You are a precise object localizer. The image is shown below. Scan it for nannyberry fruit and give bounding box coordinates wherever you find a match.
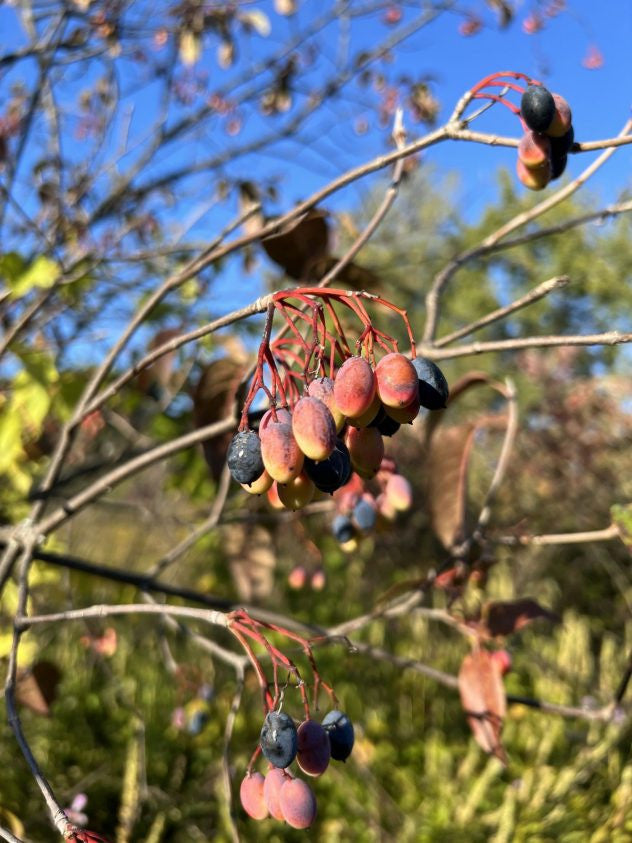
[344,425,384,478]
[516,157,551,191]
[296,719,331,776]
[291,396,337,461]
[333,355,376,419]
[332,513,355,544]
[239,772,268,820]
[263,767,292,820]
[260,421,304,483]
[304,439,352,493]
[260,711,298,768]
[322,710,355,761]
[307,376,345,431]
[375,352,419,408]
[546,92,572,138]
[411,357,449,410]
[227,430,264,485]
[277,471,315,510]
[521,84,556,133]
[353,497,377,532]
[370,408,401,437]
[279,777,317,829]
[518,131,551,170]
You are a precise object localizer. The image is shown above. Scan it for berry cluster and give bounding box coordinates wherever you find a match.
[331,457,413,546]
[517,84,574,190]
[467,72,575,193]
[240,709,354,829]
[227,347,448,509]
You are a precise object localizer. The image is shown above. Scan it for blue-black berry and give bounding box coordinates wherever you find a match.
[260,711,298,769]
[227,430,264,485]
[322,710,354,761]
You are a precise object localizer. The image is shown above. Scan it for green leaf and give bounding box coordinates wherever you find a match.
[0,251,27,285]
[9,255,60,298]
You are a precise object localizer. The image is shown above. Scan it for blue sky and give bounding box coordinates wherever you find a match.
[1,1,630,363]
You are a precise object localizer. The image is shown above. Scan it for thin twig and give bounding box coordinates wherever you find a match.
[148,463,232,580]
[19,602,229,631]
[422,330,632,360]
[475,378,519,532]
[315,107,407,290]
[0,827,26,843]
[423,118,632,342]
[435,276,570,347]
[35,416,236,536]
[496,524,621,546]
[221,669,245,843]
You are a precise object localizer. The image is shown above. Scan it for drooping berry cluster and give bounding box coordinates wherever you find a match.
[331,456,413,546]
[467,72,575,193]
[227,289,448,512]
[517,84,574,190]
[240,708,354,829]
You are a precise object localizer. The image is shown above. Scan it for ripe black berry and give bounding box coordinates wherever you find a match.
[332,514,355,544]
[411,357,449,410]
[369,406,401,437]
[352,499,376,532]
[550,152,567,180]
[550,125,574,156]
[521,85,556,133]
[227,430,264,485]
[304,439,352,494]
[260,711,298,769]
[322,710,354,761]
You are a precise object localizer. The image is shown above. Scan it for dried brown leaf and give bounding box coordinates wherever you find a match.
[137,329,181,398]
[16,660,61,716]
[309,256,383,291]
[193,356,246,480]
[262,209,330,279]
[426,424,477,549]
[482,598,560,638]
[458,649,506,763]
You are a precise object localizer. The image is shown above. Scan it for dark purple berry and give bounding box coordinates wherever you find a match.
[332,514,355,544]
[550,125,574,155]
[352,499,377,532]
[550,152,567,180]
[411,357,449,410]
[521,85,556,133]
[227,430,264,485]
[322,710,354,761]
[370,406,401,437]
[260,711,298,769]
[304,439,352,494]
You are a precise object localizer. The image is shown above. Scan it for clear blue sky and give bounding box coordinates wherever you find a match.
[1,1,630,361]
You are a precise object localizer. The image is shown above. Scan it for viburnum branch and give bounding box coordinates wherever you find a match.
[422,330,632,360]
[436,275,570,347]
[475,377,519,534]
[496,524,621,546]
[423,117,632,342]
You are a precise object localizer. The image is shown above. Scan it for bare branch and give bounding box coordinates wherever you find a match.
[423,330,632,360]
[423,118,632,342]
[436,276,570,347]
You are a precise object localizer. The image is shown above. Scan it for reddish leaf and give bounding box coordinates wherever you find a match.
[458,649,507,763]
[483,598,560,637]
[426,424,476,549]
[261,209,330,279]
[16,660,61,716]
